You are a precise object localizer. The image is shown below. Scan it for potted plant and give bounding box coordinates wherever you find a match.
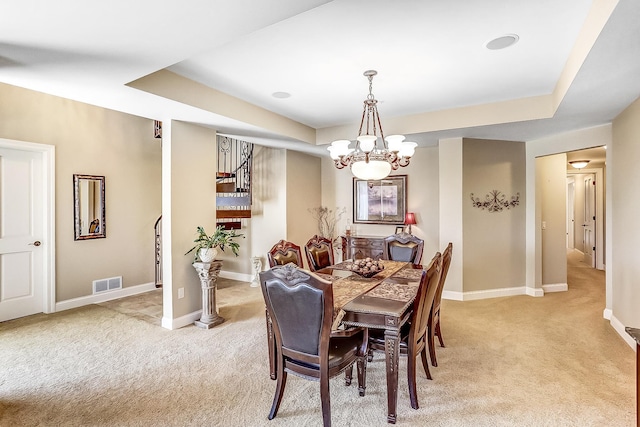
[185,225,244,262]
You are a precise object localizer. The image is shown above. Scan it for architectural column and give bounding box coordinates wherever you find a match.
[438,137,464,300]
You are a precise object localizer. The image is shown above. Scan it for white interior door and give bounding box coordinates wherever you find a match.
[583,174,596,267]
[0,146,46,321]
[566,179,575,249]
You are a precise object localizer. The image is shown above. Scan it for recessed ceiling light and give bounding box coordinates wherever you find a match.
[272,91,291,99]
[485,34,519,50]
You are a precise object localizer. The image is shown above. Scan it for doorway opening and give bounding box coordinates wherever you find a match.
[565,146,606,272]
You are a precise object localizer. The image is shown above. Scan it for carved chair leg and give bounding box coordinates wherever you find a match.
[436,320,445,347]
[407,352,419,410]
[366,348,374,362]
[428,323,438,368]
[320,375,332,427]
[269,369,287,420]
[345,365,353,386]
[420,347,432,380]
[357,358,367,397]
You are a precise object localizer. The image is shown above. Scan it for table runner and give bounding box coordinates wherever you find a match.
[317,260,406,311]
[315,260,413,330]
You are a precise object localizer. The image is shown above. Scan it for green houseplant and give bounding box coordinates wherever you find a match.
[185,225,244,262]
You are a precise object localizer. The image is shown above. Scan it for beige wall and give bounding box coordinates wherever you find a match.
[439,138,463,295]
[250,145,287,269]
[164,121,218,320]
[0,82,161,302]
[536,153,568,286]
[286,150,321,269]
[463,138,526,292]
[611,95,640,329]
[250,147,321,270]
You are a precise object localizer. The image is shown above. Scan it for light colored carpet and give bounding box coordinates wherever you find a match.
[0,252,635,426]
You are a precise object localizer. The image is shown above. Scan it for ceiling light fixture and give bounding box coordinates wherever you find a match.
[327,70,416,180]
[272,91,291,99]
[485,34,519,50]
[569,160,590,169]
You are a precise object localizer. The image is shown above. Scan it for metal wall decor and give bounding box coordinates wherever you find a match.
[470,190,520,212]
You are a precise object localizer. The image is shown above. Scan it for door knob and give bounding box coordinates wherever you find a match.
[29,241,42,246]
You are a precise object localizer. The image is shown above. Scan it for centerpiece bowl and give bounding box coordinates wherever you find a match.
[348,257,384,278]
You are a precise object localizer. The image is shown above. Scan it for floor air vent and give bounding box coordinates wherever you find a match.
[93,276,123,294]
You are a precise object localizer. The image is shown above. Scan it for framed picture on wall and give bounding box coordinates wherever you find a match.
[353,175,407,224]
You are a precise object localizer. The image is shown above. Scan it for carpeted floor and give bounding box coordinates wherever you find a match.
[0,251,635,426]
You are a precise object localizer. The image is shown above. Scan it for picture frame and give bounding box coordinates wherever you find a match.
[353,175,407,224]
[395,226,405,234]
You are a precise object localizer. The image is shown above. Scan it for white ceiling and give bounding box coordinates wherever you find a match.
[1,0,639,163]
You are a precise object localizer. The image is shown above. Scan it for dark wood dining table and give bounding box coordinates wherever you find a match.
[264,260,423,423]
[316,260,424,424]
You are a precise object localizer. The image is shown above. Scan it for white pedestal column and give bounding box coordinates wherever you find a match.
[192,261,225,329]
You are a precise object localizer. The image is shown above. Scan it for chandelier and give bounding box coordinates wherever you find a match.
[327,70,417,180]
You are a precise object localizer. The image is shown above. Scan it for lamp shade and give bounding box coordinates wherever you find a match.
[385,134,406,152]
[351,160,392,180]
[356,135,377,153]
[404,212,417,226]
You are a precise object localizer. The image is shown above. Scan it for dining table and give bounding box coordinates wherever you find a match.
[316,259,424,424]
[264,259,423,424]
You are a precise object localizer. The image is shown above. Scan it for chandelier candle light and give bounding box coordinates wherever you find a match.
[328,70,417,180]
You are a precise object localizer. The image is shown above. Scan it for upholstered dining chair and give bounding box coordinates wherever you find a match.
[304,235,335,272]
[267,239,303,268]
[368,252,442,410]
[428,242,453,367]
[259,264,368,427]
[383,233,424,264]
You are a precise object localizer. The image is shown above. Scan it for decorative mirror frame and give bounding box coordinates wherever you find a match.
[73,174,106,241]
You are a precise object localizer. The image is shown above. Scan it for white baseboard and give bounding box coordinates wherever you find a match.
[526,286,545,297]
[603,308,612,320]
[442,290,463,301]
[609,314,636,350]
[542,283,568,293]
[219,270,252,282]
[55,282,157,312]
[443,283,567,301]
[161,310,202,330]
[462,286,530,301]
[444,286,536,301]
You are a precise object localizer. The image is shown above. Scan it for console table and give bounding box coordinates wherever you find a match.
[342,235,385,260]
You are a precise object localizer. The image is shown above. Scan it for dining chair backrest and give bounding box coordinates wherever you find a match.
[432,242,452,321]
[409,252,442,349]
[426,242,453,368]
[305,235,335,272]
[260,264,331,357]
[267,239,303,268]
[383,233,424,264]
[259,263,368,427]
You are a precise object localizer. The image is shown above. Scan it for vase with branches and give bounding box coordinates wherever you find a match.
[308,206,346,239]
[308,207,347,259]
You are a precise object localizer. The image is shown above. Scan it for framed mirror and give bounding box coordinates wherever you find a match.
[73,174,106,240]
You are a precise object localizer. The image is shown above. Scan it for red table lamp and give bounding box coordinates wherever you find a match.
[404,212,416,235]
